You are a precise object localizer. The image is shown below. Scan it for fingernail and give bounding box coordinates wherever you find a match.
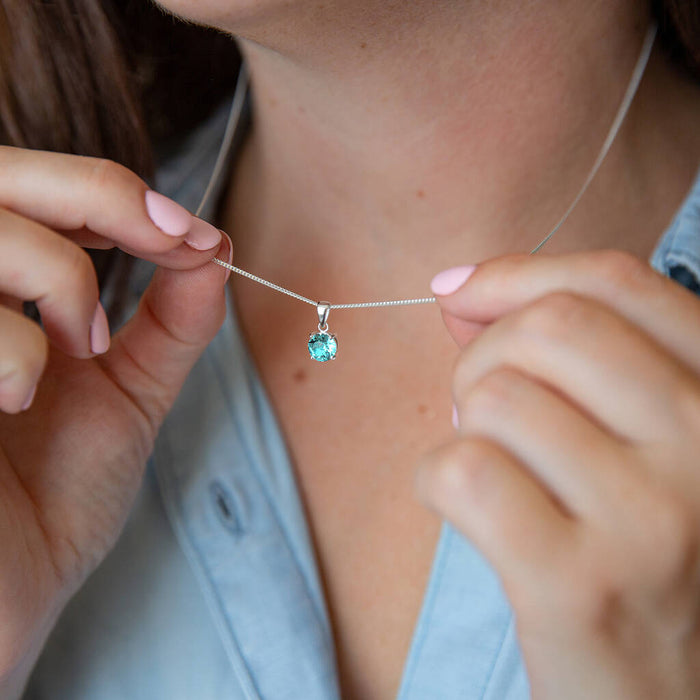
[220,231,234,282]
[145,190,193,237]
[430,265,476,296]
[452,403,460,429]
[184,218,223,251]
[90,302,111,354]
[21,383,37,411]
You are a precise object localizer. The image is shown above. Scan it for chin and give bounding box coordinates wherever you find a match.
[151,0,299,34]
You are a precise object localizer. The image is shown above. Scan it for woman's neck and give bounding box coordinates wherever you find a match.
[219,0,700,305]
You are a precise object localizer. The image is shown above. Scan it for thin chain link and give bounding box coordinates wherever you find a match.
[212,261,319,306]
[209,22,657,311]
[210,258,437,308]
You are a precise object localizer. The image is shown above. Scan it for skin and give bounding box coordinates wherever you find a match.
[213,0,700,697]
[0,153,231,699]
[421,252,700,698]
[1,0,700,699]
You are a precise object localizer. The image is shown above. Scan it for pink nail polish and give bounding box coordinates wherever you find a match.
[430,265,476,296]
[452,403,460,429]
[221,231,234,282]
[145,190,193,237]
[21,383,37,411]
[184,218,223,251]
[90,302,111,354]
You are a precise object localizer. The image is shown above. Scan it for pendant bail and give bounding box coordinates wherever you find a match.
[317,301,331,331]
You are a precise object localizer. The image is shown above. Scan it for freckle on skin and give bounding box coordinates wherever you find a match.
[360,42,367,49]
[416,189,425,198]
[293,368,307,382]
[417,404,428,414]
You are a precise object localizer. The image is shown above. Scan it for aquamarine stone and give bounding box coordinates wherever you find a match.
[308,331,338,362]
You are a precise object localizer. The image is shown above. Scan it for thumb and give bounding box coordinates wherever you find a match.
[430,264,488,347]
[101,232,232,435]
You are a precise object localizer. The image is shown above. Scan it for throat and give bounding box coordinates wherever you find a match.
[229,281,457,699]
[220,33,700,304]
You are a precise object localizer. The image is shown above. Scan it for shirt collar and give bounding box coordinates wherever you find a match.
[649,163,700,288]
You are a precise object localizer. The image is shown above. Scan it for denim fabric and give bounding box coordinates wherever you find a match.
[23,92,700,699]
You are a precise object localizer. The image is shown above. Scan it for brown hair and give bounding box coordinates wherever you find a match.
[0,0,240,321]
[0,1,697,315]
[0,0,241,174]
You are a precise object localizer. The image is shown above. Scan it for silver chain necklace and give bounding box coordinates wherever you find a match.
[204,22,657,361]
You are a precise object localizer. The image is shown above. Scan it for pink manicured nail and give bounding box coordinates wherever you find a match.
[452,403,460,429]
[430,265,476,296]
[221,231,234,282]
[184,218,223,251]
[90,302,111,354]
[145,190,193,237]
[21,383,37,411]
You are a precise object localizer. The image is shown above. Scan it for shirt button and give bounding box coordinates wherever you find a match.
[209,481,243,534]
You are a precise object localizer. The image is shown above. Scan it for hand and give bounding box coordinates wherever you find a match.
[0,146,231,691]
[416,250,700,700]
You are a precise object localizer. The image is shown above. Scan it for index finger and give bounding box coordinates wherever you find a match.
[0,146,221,260]
[431,250,700,372]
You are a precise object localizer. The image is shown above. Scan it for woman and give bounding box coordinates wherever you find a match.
[1,0,700,697]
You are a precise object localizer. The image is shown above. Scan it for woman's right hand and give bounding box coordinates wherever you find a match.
[0,146,232,695]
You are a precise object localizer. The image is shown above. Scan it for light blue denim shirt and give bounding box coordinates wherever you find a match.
[24,92,700,699]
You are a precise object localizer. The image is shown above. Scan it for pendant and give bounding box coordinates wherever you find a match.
[308,301,337,362]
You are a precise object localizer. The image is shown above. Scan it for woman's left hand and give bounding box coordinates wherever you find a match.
[416,250,700,700]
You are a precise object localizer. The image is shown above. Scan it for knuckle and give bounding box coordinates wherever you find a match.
[2,321,48,374]
[593,249,650,292]
[460,367,521,425]
[51,239,98,296]
[429,454,471,500]
[0,319,47,407]
[85,157,136,195]
[529,290,584,322]
[435,438,501,498]
[23,324,48,374]
[25,318,50,366]
[518,291,588,340]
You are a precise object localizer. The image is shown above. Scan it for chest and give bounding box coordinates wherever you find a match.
[292,424,443,700]
[234,296,459,699]
[287,402,445,700]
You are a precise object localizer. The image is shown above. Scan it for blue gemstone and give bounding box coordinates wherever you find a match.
[308,331,338,362]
